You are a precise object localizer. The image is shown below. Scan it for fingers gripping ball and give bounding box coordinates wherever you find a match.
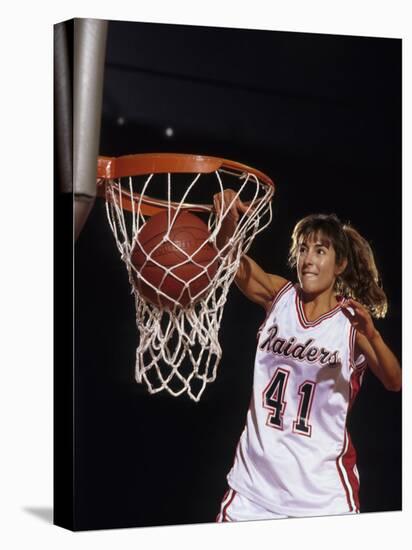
[131,210,219,309]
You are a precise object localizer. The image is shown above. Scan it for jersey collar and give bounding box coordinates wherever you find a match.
[295,285,345,329]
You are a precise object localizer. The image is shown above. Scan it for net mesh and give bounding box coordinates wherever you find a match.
[103,167,273,401]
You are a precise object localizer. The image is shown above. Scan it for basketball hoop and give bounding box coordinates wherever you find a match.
[97,153,275,401]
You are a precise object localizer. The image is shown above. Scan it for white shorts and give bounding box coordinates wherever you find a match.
[216,488,288,522]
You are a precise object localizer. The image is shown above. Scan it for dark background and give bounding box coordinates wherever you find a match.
[74,20,401,530]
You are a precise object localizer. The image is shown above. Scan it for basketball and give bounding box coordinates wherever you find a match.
[131,210,219,308]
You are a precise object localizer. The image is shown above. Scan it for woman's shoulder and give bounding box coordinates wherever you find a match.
[265,276,295,308]
[268,274,291,293]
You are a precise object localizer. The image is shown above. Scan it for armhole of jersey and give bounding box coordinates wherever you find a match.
[354,354,368,371]
[349,325,368,371]
[257,281,293,339]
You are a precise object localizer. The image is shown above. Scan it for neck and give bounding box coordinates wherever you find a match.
[299,285,339,318]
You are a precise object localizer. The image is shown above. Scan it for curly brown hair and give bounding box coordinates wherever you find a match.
[288,214,387,318]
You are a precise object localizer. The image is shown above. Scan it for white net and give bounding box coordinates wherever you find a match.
[103,166,273,401]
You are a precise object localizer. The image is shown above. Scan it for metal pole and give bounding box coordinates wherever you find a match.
[54,21,73,194]
[73,18,108,238]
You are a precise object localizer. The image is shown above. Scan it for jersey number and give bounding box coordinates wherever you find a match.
[263,368,316,437]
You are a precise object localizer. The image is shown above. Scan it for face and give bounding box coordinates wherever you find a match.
[296,232,345,296]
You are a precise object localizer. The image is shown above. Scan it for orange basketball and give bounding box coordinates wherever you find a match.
[131,210,219,308]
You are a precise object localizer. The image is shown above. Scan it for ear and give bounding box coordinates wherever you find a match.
[335,257,348,277]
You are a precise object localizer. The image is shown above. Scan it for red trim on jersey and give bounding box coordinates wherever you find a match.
[221,489,236,522]
[344,366,362,509]
[336,430,355,512]
[341,430,360,511]
[347,304,371,369]
[349,325,356,371]
[215,489,230,522]
[335,336,363,513]
[349,368,364,411]
[257,281,293,340]
[295,286,344,329]
[336,325,363,512]
[345,368,363,511]
[355,358,368,371]
[349,324,368,373]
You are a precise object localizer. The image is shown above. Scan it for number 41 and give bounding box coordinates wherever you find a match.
[262,368,316,437]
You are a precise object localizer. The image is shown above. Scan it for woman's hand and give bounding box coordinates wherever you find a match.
[341,298,378,342]
[213,188,249,223]
[343,298,401,391]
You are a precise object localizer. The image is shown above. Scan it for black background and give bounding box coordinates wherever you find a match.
[74,20,401,530]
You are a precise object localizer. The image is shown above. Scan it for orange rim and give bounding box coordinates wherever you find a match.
[97,152,275,215]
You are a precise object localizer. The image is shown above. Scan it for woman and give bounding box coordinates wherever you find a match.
[214,190,401,521]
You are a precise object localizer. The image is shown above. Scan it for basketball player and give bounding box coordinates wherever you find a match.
[214,189,401,521]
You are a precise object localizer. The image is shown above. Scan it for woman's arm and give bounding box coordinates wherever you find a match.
[235,256,288,311]
[214,189,288,311]
[342,299,401,391]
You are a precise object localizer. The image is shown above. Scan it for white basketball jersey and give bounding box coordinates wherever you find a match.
[227,282,367,517]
